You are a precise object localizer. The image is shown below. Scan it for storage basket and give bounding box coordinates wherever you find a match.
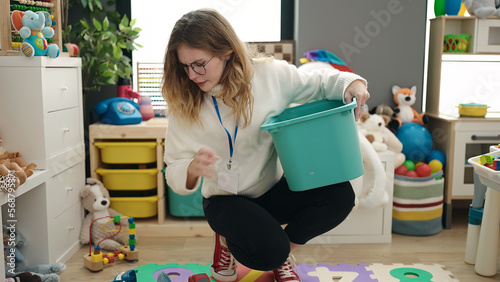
[96,168,157,190]
[443,34,471,53]
[167,186,204,217]
[392,171,444,236]
[260,99,363,191]
[94,142,157,164]
[110,195,158,218]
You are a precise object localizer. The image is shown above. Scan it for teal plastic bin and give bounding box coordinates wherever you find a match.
[261,99,363,191]
[167,186,205,217]
[163,167,205,217]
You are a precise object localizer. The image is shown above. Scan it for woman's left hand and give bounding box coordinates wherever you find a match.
[344,80,370,121]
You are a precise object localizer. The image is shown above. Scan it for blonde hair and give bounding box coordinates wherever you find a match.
[162,8,255,127]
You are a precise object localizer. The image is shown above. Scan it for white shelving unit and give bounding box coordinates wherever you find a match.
[0,56,85,277]
[425,16,500,227]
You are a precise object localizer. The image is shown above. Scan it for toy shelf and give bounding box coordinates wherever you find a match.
[0,0,62,56]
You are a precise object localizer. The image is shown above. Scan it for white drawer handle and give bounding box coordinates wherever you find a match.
[65,186,73,191]
[62,128,70,133]
[61,86,68,91]
[68,226,74,230]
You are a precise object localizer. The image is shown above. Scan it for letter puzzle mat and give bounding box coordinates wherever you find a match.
[133,262,459,282]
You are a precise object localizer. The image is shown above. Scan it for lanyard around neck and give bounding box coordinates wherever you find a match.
[212,96,238,168]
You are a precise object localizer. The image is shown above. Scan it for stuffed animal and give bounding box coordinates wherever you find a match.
[10,10,60,58]
[351,128,390,209]
[0,152,37,193]
[464,0,500,18]
[6,272,43,282]
[358,112,391,152]
[369,103,401,134]
[80,178,128,251]
[358,112,406,167]
[392,85,428,126]
[3,226,66,282]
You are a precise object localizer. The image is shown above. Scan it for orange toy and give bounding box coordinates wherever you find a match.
[392,85,428,126]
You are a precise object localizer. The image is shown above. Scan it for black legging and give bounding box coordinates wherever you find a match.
[202,176,355,271]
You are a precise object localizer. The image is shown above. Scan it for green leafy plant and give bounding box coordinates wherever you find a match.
[62,0,142,92]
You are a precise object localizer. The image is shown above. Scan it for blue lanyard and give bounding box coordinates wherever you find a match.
[212,96,238,169]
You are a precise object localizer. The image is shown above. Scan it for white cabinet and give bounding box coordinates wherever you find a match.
[427,114,500,228]
[425,16,500,228]
[309,151,395,244]
[0,57,85,276]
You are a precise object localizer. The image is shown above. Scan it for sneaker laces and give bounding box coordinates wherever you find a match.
[274,255,300,282]
[214,241,235,272]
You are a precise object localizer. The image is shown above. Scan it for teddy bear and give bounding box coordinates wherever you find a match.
[392,85,428,126]
[464,0,500,18]
[358,112,391,152]
[3,225,66,282]
[10,10,60,58]
[369,103,401,134]
[358,112,406,167]
[0,151,37,193]
[80,178,129,251]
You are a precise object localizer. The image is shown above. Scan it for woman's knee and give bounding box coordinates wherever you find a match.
[232,239,289,271]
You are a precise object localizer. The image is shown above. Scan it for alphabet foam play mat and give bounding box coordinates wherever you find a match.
[125,262,458,282]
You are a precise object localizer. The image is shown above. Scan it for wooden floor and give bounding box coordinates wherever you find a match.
[59,208,499,281]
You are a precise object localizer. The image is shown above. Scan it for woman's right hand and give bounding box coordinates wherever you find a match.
[186,148,218,189]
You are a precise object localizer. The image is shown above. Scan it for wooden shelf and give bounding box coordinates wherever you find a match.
[0,0,62,56]
[0,169,49,206]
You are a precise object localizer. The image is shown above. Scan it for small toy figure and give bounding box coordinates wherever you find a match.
[10,10,60,58]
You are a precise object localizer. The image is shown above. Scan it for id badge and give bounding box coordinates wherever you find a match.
[218,162,239,194]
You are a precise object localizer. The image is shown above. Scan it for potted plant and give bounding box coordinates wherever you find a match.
[61,0,142,92]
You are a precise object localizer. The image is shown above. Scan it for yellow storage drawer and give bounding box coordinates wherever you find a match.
[96,168,157,190]
[94,142,157,164]
[110,195,159,218]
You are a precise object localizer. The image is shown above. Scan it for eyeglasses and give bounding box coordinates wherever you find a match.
[181,56,214,75]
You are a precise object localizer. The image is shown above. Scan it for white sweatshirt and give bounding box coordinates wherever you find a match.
[164,59,365,198]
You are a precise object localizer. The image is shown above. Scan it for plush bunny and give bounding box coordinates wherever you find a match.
[10,10,60,58]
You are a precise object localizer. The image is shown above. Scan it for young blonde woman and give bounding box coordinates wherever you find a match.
[162,8,370,282]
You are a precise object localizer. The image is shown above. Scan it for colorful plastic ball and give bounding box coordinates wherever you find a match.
[103,258,109,264]
[426,149,446,167]
[118,253,125,260]
[415,163,432,177]
[395,165,409,175]
[403,160,416,171]
[405,170,419,178]
[428,159,443,173]
[396,123,433,163]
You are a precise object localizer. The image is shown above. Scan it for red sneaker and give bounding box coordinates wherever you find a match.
[272,255,301,282]
[210,233,237,281]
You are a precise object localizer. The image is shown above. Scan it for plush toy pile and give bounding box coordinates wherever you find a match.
[389,85,446,179]
[3,226,66,282]
[0,150,37,193]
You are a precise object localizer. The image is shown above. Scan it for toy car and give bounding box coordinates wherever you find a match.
[112,269,137,282]
[188,273,211,282]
